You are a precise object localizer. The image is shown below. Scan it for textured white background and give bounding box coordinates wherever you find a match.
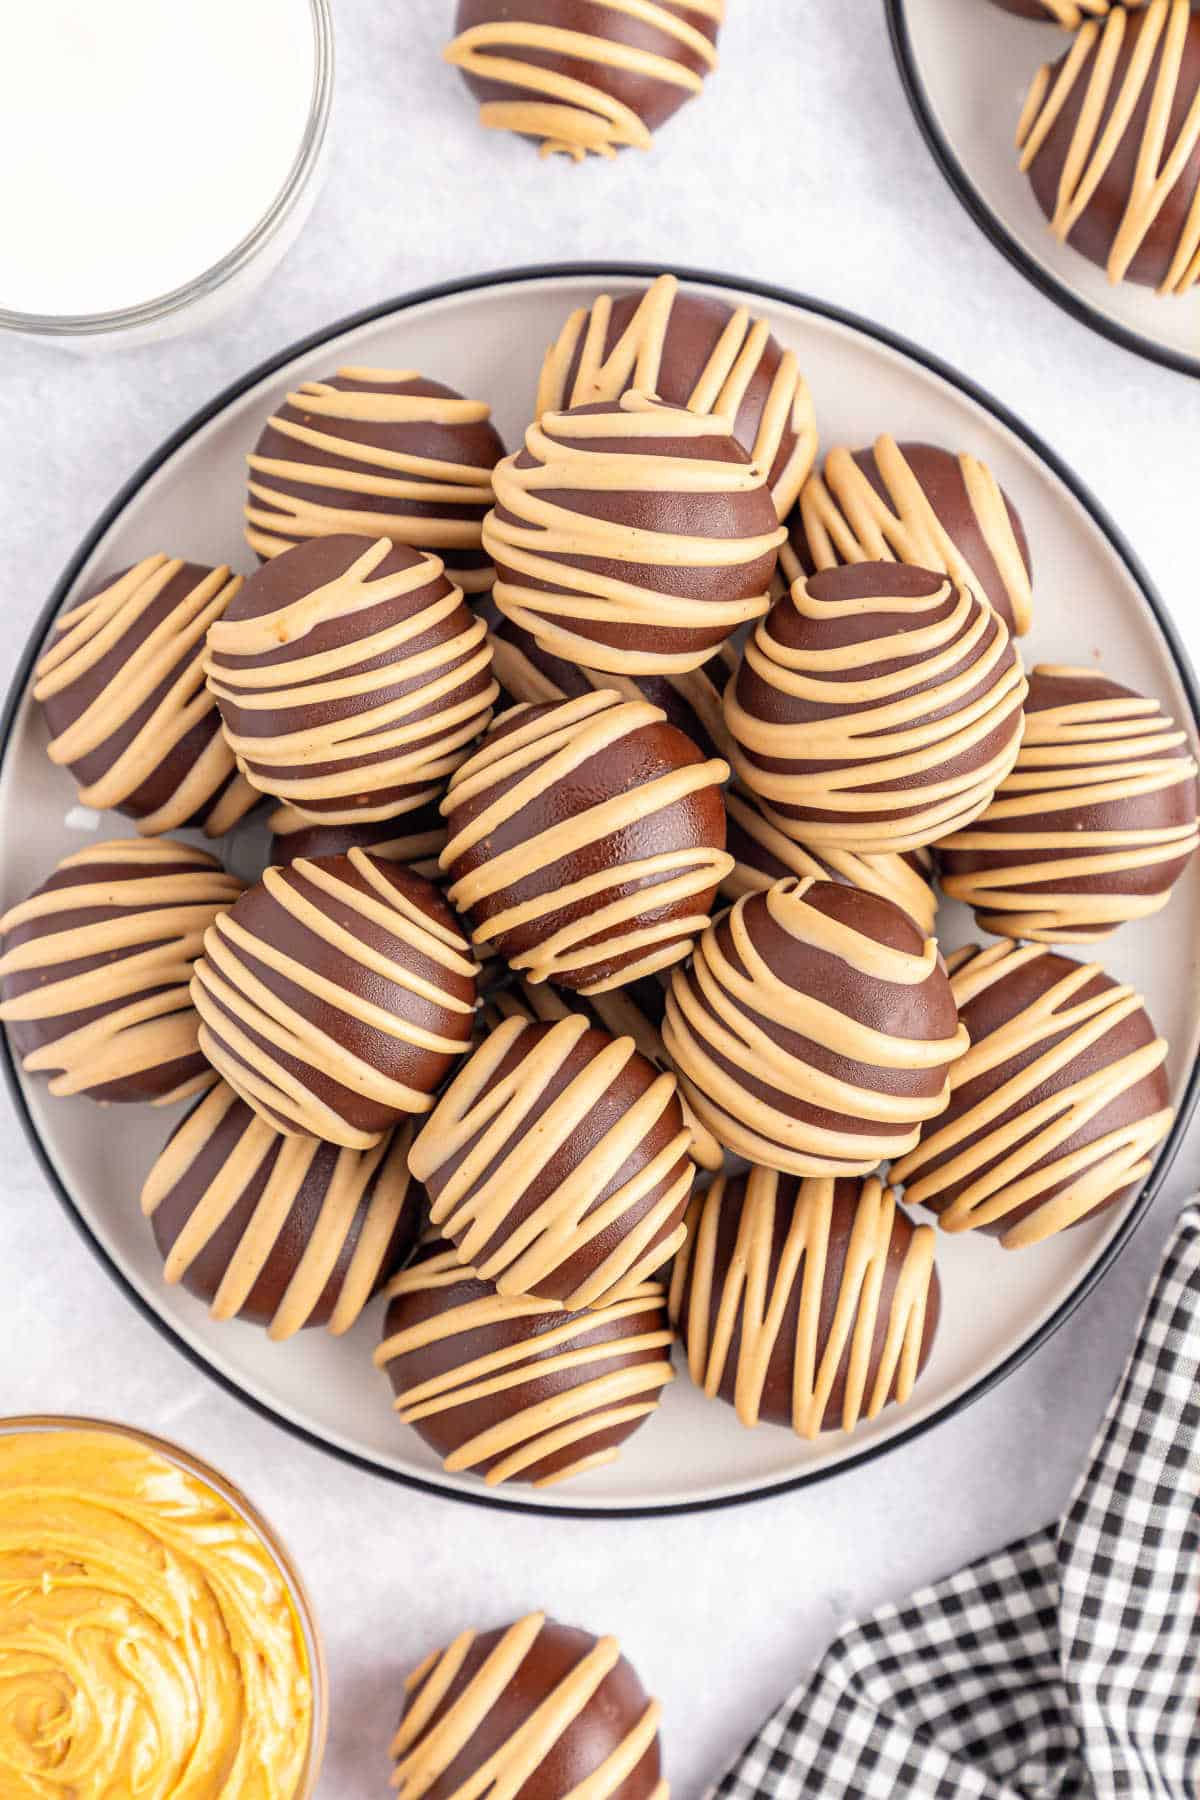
[1,5,1198,1796]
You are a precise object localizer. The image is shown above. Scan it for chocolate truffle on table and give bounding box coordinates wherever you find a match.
[790,436,1033,636]
[892,942,1174,1248]
[392,1613,667,1800]
[409,1011,694,1307]
[1017,0,1200,293]
[938,665,1200,943]
[670,1168,940,1436]
[486,392,784,677]
[33,555,257,838]
[445,0,723,162]
[537,273,817,519]
[142,1084,422,1340]
[0,839,241,1105]
[440,689,732,993]
[663,878,969,1176]
[244,366,505,592]
[375,1242,673,1487]
[204,534,496,826]
[268,797,446,880]
[724,562,1028,855]
[190,848,478,1149]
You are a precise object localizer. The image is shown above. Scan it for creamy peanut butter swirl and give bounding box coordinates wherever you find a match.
[376,1247,674,1487]
[939,664,1200,940]
[392,1614,667,1798]
[142,1083,419,1339]
[485,391,785,676]
[536,274,816,518]
[0,839,241,1104]
[411,1012,693,1307]
[670,1169,937,1436]
[245,367,501,590]
[442,690,733,992]
[206,537,497,825]
[891,942,1173,1248]
[191,848,479,1148]
[724,571,1028,854]
[794,436,1033,635]
[1017,0,1200,293]
[444,4,723,162]
[663,878,969,1175]
[34,555,257,837]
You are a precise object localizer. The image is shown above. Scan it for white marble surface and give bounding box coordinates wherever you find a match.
[1,5,1198,1796]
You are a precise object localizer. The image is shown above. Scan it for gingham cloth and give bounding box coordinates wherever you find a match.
[711,1207,1200,1800]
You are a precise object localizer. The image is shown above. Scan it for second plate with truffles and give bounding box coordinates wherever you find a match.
[2,263,1198,1515]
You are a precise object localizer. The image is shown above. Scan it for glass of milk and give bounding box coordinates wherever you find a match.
[0,0,333,345]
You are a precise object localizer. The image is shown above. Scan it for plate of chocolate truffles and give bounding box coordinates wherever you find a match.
[2,264,1198,1515]
[888,0,1200,378]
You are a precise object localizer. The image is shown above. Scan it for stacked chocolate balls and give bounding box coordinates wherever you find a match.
[4,272,1194,1498]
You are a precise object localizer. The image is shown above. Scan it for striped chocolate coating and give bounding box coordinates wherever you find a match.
[0,839,241,1105]
[375,1243,673,1487]
[268,797,447,881]
[190,849,479,1149]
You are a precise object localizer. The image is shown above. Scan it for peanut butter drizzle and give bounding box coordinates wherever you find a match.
[1017,0,1200,293]
[392,1614,668,1798]
[375,1248,674,1487]
[662,878,969,1175]
[535,274,817,519]
[940,664,1200,940]
[33,555,257,837]
[794,435,1034,636]
[0,839,241,1104]
[724,571,1028,855]
[722,785,939,936]
[443,690,732,992]
[190,847,479,1149]
[485,976,724,1171]
[245,367,501,590]
[410,1012,693,1309]
[485,391,785,677]
[205,536,497,825]
[268,802,447,878]
[892,942,1173,1248]
[444,3,723,162]
[141,1083,418,1340]
[669,1169,937,1437]
[1018,0,1127,30]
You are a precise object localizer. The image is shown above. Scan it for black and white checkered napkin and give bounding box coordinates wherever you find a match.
[712,1206,1200,1800]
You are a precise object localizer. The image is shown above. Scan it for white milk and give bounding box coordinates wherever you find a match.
[0,0,321,321]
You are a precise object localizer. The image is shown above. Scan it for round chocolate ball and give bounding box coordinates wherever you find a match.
[205,534,497,826]
[392,1613,666,1798]
[938,665,1200,942]
[190,849,478,1148]
[987,0,1124,22]
[445,0,722,160]
[724,562,1028,855]
[142,1083,423,1339]
[0,838,241,1105]
[268,797,446,881]
[34,555,258,838]
[440,689,732,993]
[1018,0,1200,292]
[375,1242,673,1486]
[791,436,1033,636]
[409,1011,694,1307]
[485,392,784,676]
[537,273,817,519]
[663,878,968,1176]
[670,1167,940,1435]
[244,366,505,592]
[891,941,1174,1248]
[722,783,939,936]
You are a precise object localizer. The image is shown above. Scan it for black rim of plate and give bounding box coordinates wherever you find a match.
[4,260,1199,1520]
[884,0,1200,382]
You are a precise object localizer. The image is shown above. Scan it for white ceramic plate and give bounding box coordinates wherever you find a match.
[888,0,1200,379]
[3,263,1198,1516]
